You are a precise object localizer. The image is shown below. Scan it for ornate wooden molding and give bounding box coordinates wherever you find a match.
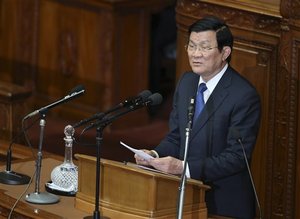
[280,0,300,19]
[272,16,299,219]
[286,36,300,219]
[176,0,281,36]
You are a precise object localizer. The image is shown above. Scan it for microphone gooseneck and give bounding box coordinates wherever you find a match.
[82,92,163,132]
[24,84,85,120]
[231,128,263,219]
[72,112,105,128]
[73,90,152,129]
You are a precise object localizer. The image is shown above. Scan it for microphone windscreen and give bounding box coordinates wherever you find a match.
[69,84,85,94]
[188,97,195,118]
[138,90,152,101]
[148,93,163,106]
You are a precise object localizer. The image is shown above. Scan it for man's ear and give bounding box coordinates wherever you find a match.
[222,46,231,61]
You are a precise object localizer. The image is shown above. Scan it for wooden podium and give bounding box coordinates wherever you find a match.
[74,154,210,219]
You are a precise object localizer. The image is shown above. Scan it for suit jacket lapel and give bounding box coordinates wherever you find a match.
[191,68,232,138]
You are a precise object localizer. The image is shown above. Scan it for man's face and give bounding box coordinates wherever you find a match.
[187,30,230,81]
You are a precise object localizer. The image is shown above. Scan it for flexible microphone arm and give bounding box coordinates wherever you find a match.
[232,128,263,219]
[72,90,152,128]
[83,106,142,132]
[177,97,195,219]
[82,93,163,132]
[72,113,105,128]
[24,85,85,120]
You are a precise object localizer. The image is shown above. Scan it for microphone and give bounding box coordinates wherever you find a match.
[141,92,163,106]
[72,90,152,128]
[106,89,152,112]
[187,97,195,125]
[231,128,263,219]
[122,90,152,107]
[24,84,85,119]
[83,92,163,132]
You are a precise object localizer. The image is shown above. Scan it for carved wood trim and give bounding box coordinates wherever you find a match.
[285,37,300,219]
[296,39,300,219]
[200,0,280,17]
[176,1,282,36]
[280,0,300,19]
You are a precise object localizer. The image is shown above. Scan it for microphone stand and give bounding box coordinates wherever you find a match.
[0,128,32,185]
[84,124,108,219]
[0,116,40,185]
[176,97,195,219]
[231,128,263,219]
[238,138,263,219]
[0,147,31,185]
[82,93,162,218]
[83,108,140,219]
[25,114,59,204]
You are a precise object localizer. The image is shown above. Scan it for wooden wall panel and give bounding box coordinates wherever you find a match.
[0,82,31,141]
[175,0,300,218]
[230,41,276,216]
[0,0,38,87]
[36,0,111,119]
[0,0,174,130]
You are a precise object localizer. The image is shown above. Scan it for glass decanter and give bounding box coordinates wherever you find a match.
[50,125,78,193]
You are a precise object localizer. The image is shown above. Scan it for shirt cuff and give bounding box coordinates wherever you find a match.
[150,150,159,158]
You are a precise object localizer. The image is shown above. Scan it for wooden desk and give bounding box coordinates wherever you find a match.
[0,140,226,219]
[0,82,31,142]
[0,140,89,218]
[75,154,210,219]
[0,158,90,218]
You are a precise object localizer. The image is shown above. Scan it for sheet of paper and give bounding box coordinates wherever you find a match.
[120,141,154,161]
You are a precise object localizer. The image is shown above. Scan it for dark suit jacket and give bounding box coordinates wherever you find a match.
[155,66,261,219]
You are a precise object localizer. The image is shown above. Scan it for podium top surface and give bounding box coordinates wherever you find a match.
[75,153,210,189]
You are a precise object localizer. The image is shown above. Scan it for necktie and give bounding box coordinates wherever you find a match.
[193,83,207,122]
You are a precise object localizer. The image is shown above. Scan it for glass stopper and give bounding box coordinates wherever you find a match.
[64,125,75,139]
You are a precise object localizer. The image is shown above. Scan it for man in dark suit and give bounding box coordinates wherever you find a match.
[135,16,261,219]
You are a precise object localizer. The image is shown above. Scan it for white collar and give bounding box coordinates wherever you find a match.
[199,63,228,94]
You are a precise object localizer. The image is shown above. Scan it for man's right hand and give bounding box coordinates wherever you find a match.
[134,149,152,166]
